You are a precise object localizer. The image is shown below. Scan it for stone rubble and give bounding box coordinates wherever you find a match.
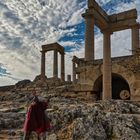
[0,90,140,139]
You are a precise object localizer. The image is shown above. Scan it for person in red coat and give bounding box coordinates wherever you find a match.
[23,94,51,140]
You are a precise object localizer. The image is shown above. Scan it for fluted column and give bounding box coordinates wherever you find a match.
[132,25,140,55]
[41,51,46,79]
[103,31,112,100]
[61,53,65,81]
[53,50,58,78]
[82,13,94,61]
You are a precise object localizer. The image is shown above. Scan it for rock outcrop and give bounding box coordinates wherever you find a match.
[0,90,140,140]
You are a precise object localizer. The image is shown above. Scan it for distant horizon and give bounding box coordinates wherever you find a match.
[0,0,140,86]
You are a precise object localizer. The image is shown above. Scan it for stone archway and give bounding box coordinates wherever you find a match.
[112,74,130,100]
[93,75,102,100]
[93,74,130,100]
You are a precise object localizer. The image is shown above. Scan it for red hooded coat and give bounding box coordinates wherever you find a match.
[23,101,51,134]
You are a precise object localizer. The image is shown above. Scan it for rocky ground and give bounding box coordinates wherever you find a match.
[0,90,140,140]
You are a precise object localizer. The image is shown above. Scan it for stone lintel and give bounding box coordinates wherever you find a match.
[110,19,137,32]
[109,9,137,23]
[88,0,108,22]
[82,9,109,30]
[72,56,80,64]
[85,1,138,32]
[42,42,64,54]
[131,23,140,29]
[101,28,113,34]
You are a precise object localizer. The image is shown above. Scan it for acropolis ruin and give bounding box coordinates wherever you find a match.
[3,0,140,101]
[35,0,140,101]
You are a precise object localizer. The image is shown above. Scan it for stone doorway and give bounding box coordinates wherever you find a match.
[112,74,130,100]
[93,74,130,100]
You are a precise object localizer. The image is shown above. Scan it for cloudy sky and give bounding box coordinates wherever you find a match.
[0,0,139,86]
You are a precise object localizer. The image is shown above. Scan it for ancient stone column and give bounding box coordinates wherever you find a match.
[61,53,65,81]
[82,13,94,61]
[73,61,76,83]
[41,51,46,79]
[103,31,112,100]
[53,50,58,78]
[132,25,140,55]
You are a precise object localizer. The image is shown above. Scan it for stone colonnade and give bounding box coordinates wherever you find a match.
[82,5,140,100]
[40,43,65,81]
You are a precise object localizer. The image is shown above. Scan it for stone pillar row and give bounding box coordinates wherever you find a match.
[83,12,112,100]
[41,50,65,81]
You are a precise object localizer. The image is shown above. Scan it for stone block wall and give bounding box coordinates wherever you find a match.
[74,54,140,100]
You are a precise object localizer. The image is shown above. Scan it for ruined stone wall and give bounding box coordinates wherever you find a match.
[75,55,140,100]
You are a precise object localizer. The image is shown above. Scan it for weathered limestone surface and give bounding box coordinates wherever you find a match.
[0,90,140,139]
[75,54,140,100]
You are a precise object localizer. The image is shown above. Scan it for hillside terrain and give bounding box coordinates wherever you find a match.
[0,88,140,140]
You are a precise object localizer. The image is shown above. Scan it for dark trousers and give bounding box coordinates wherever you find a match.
[23,132,40,140]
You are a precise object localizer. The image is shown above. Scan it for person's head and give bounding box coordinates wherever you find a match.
[26,91,39,104]
[32,95,39,103]
[32,90,36,96]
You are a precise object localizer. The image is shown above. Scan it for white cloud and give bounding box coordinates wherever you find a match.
[0,0,86,85]
[0,76,17,86]
[59,41,76,47]
[0,0,139,86]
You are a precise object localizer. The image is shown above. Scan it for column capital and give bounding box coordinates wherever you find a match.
[60,52,65,55]
[131,23,140,29]
[101,28,113,34]
[82,12,94,20]
[40,50,46,53]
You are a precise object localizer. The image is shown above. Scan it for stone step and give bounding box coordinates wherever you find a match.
[0,129,23,140]
[0,136,22,140]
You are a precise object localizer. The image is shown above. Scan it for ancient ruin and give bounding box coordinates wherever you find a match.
[71,0,140,101]
[0,0,140,139]
[40,43,65,82]
[2,0,139,101]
